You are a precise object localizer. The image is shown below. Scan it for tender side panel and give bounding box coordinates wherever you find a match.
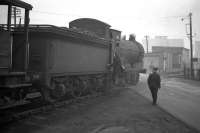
[29,34,46,72]
[49,38,109,75]
[0,31,10,73]
[12,33,26,71]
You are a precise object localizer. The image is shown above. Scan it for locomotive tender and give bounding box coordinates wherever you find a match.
[27,22,112,100]
[0,0,144,112]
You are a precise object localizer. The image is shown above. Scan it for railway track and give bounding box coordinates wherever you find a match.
[0,92,101,125]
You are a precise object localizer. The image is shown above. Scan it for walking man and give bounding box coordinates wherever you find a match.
[147,67,161,105]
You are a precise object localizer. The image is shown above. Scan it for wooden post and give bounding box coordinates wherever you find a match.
[189,12,194,79]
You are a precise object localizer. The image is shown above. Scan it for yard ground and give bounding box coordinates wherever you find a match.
[1,82,199,133]
[132,74,200,131]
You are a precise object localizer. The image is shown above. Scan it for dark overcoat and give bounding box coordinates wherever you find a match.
[147,72,161,89]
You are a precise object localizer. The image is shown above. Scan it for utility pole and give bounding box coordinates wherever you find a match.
[145,35,149,53]
[189,12,194,79]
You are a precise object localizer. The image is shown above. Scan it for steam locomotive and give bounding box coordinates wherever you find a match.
[0,0,144,113]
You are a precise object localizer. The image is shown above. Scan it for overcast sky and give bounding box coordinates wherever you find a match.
[1,0,200,46]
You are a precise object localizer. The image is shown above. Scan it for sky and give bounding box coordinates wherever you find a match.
[1,0,200,47]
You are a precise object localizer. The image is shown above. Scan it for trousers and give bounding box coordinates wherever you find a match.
[149,87,158,104]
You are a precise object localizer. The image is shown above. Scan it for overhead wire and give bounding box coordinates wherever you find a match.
[31,10,187,21]
[31,10,83,17]
[30,10,198,39]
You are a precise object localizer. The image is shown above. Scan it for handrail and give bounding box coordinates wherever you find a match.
[0,24,57,30]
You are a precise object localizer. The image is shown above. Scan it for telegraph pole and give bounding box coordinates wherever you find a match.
[145,35,149,53]
[189,12,194,79]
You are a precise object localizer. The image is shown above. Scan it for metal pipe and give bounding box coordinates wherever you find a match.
[7,4,12,31]
[10,35,13,71]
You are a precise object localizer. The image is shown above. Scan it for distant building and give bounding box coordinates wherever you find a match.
[143,52,163,73]
[142,36,185,53]
[194,41,200,58]
[193,41,200,70]
[143,46,189,73]
[142,36,190,73]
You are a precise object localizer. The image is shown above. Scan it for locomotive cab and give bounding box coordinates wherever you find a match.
[0,0,32,73]
[0,0,33,111]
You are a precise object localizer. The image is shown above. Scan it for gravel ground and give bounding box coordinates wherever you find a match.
[1,85,199,133]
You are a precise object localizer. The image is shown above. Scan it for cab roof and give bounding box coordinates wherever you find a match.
[0,0,33,10]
